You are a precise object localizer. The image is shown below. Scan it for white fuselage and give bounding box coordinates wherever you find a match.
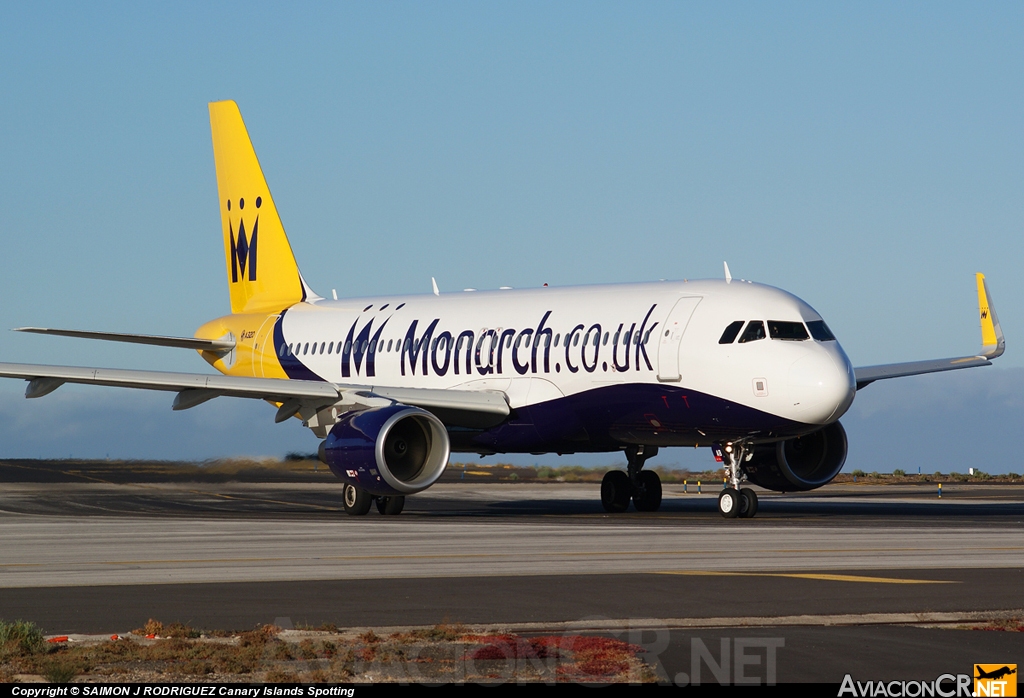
[266,279,856,447]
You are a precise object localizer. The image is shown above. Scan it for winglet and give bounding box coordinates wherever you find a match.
[431,277,440,296]
[977,273,1004,358]
[724,262,732,284]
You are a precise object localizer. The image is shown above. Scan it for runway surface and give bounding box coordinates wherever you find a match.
[1,464,1022,682]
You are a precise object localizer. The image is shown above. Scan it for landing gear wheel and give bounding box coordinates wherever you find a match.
[601,470,632,513]
[375,495,406,515]
[739,488,758,519]
[718,488,740,519]
[632,470,662,512]
[343,484,372,515]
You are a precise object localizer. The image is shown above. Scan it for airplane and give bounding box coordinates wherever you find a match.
[975,666,1017,681]
[0,101,1005,519]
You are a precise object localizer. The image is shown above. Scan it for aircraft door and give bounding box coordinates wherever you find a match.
[254,314,282,378]
[657,296,702,382]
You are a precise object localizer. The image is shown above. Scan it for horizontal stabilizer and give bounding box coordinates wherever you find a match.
[14,328,235,353]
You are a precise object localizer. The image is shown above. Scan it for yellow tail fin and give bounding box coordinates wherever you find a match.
[209,100,315,314]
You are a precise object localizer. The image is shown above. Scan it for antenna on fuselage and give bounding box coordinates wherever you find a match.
[724,261,732,284]
[431,277,440,296]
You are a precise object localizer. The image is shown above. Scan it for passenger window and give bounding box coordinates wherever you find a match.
[738,321,766,343]
[768,321,809,341]
[807,320,836,341]
[718,321,744,344]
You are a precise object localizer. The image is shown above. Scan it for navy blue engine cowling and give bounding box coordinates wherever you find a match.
[743,421,848,492]
[320,405,450,496]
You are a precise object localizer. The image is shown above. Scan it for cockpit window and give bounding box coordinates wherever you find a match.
[738,321,766,343]
[807,320,836,341]
[768,321,809,341]
[718,321,744,344]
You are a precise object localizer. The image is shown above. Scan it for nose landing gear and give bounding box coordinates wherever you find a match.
[600,445,662,513]
[718,442,759,519]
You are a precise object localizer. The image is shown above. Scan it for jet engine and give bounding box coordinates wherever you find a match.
[319,404,450,496]
[743,421,848,492]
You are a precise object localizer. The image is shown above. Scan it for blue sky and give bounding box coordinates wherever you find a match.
[0,3,1021,471]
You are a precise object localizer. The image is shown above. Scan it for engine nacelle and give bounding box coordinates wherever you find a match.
[744,421,848,492]
[320,404,450,496]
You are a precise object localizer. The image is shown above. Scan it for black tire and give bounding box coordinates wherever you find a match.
[376,495,406,515]
[718,488,740,519]
[739,488,758,519]
[343,484,372,515]
[632,470,662,512]
[601,470,632,513]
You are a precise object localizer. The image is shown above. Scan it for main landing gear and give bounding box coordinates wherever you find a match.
[342,484,405,516]
[717,442,758,519]
[601,445,662,513]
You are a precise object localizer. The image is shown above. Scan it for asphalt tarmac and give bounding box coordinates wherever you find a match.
[1,461,1022,684]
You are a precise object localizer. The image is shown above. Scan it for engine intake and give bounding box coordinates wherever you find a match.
[744,421,847,492]
[320,404,450,496]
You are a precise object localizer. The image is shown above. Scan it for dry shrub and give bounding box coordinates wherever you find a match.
[576,657,629,677]
[297,639,318,660]
[176,660,214,675]
[163,623,201,639]
[466,635,563,661]
[238,624,280,648]
[264,668,299,682]
[135,619,164,637]
[42,660,78,683]
[270,642,294,661]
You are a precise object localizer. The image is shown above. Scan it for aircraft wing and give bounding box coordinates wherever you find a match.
[0,362,510,428]
[854,273,1004,390]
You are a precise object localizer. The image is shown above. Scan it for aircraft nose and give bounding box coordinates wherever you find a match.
[787,349,856,424]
